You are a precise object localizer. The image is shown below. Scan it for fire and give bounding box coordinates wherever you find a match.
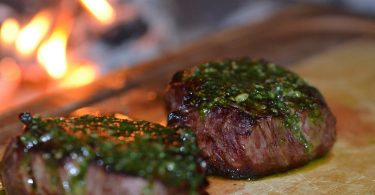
[15,11,52,57]
[0,0,117,91]
[0,18,20,47]
[37,31,68,79]
[59,62,97,88]
[34,8,99,87]
[37,21,71,79]
[80,0,115,25]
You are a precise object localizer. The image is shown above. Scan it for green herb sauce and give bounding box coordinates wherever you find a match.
[20,115,205,194]
[178,59,324,152]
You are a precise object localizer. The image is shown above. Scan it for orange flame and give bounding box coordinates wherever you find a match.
[2,1,107,89]
[59,62,97,88]
[0,18,20,47]
[80,0,115,25]
[37,30,69,79]
[15,11,52,57]
[37,10,73,79]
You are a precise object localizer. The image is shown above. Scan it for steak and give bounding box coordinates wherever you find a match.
[1,113,207,195]
[165,59,336,179]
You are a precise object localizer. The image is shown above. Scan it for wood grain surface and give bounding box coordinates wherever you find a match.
[1,5,375,194]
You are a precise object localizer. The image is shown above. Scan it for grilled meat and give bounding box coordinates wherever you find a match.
[2,113,207,195]
[166,59,336,178]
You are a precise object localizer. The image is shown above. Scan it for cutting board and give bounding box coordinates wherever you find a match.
[1,5,375,194]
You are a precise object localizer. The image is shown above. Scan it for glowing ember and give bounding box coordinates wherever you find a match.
[0,18,20,47]
[15,11,52,57]
[80,0,115,25]
[59,63,97,88]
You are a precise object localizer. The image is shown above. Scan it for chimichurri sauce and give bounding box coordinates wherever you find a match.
[19,114,206,194]
[177,59,324,152]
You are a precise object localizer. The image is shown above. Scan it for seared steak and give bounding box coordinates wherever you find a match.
[166,59,336,179]
[2,113,207,195]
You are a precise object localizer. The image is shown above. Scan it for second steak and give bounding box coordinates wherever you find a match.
[166,59,336,179]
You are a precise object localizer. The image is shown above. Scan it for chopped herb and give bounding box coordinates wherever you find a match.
[177,59,324,153]
[20,115,206,194]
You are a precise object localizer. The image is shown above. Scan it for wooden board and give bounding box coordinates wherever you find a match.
[1,5,375,194]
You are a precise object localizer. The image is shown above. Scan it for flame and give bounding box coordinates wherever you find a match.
[1,0,111,91]
[0,18,20,47]
[15,11,52,57]
[59,63,97,88]
[37,28,69,79]
[37,11,72,79]
[36,10,98,87]
[80,0,115,25]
